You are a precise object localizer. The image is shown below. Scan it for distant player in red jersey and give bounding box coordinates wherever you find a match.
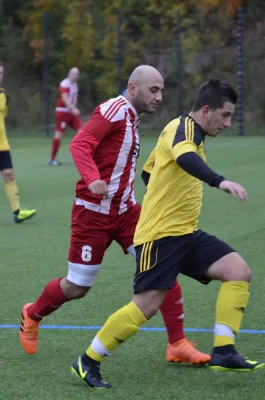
[49,67,82,166]
[20,65,209,367]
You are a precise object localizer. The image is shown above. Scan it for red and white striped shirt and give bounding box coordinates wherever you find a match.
[70,95,140,216]
[56,78,78,112]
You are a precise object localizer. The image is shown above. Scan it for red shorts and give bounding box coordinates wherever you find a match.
[67,203,141,286]
[55,111,82,133]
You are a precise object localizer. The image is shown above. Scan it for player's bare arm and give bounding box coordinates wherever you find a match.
[61,92,80,115]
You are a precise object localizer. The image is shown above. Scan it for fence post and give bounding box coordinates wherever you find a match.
[43,12,50,137]
[237,7,244,136]
[176,11,183,116]
[116,9,123,94]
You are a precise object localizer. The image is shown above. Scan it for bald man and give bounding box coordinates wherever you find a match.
[49,67,82,166]
[20,65,208,373]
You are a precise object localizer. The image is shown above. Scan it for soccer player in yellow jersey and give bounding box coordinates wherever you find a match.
[0,62,36,223]
[70,78,264,388]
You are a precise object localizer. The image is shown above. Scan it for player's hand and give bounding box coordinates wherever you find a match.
[218,180,248,202]
[71,107,81,116]
[88,180,108,196]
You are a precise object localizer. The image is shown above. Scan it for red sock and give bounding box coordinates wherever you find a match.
[159,280,185,344]
[51,137,61,160]
[27,277,69,321]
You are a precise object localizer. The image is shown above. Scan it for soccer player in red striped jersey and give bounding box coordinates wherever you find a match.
[20,65,209,367]
[49,67,82,166]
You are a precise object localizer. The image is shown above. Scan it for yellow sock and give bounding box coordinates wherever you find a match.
[5,180,20,212]
[214,281,250,347]
[87,301,147,362]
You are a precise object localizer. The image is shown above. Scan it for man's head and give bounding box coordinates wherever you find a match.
[125,65,164,114]
[191,78,238,137]
[68,67,80,83]
[0,62,4,85]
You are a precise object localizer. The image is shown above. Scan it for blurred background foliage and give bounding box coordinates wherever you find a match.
[0,0,264,131]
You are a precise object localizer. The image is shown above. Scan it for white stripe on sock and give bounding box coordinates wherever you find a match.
[175,297,184,305]
[91,335,111,357]
[214,323,235,339]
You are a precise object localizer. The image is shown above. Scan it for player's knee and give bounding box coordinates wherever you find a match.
[2,169,14,182]
[55,131,63,140]
[62,278,90,299]
[207,252,251,283]
[220,261,251,282]
[228,262,251,282]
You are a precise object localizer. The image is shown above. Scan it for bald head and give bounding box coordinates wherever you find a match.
[68,67,80,82]
[128,65,163,86]
[0,62,3,85]
[125,65,164,115]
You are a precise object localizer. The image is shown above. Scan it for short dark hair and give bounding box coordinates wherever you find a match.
[0,61,3,68]
[192,78,238,111]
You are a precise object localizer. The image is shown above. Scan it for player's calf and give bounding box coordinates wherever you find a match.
[49,131,63,164]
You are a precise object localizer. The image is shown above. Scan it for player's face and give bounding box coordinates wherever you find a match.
[137,83,164,114]
[69,70,80,83]
[0,66,4,85]
[130,79,164,114]
[204,101,235,137]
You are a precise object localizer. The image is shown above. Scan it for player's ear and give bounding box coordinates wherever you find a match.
[202,105,210,118]
[128,82,137,97]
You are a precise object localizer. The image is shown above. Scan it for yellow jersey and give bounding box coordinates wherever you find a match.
[134,115,206,246]
[142,147,155,174]
[0,88,9,151]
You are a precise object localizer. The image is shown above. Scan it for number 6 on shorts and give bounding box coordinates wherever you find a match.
[81,245,92,262]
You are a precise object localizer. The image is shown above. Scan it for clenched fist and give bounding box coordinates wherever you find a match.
[71,106,81,116]
[88,180,108,196]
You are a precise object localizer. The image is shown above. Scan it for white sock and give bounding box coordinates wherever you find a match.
[91,335,111,357]
[127,245,136,258]
[214,323,235,340]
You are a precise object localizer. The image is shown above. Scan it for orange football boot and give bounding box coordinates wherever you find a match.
[166,338,211,365]
[19,303,40,355]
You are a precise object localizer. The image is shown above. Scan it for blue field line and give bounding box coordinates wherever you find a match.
[0,324,265,334]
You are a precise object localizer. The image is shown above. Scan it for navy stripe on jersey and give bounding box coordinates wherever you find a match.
[172,116,204,148]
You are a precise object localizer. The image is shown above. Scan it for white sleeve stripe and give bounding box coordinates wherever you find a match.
[107,102,127,122]
[103,99,126,120]
[103,98,124,118]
